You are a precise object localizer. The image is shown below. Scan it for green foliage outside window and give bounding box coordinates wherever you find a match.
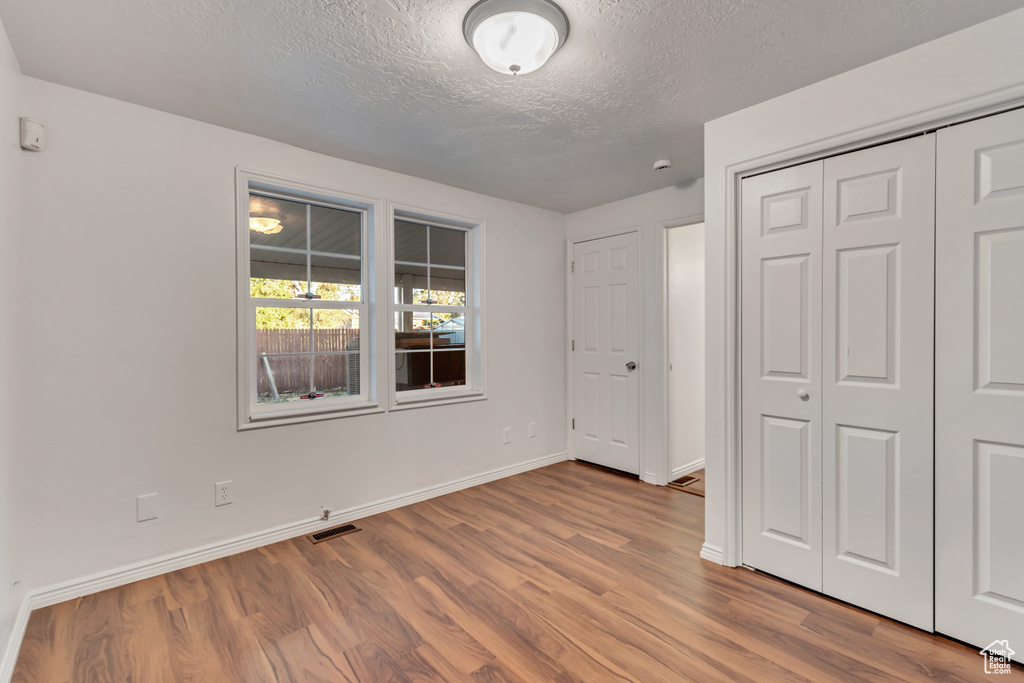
[251,278,359,329]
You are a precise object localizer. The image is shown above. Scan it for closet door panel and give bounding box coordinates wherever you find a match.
[822,135,935,631]
[937,107,1024,651]
[741,161,823,590]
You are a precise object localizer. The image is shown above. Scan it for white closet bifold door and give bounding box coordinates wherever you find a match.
[821,135,935,631]
[741,160,824,591]
[936,107,1024,650]
[741,136,936,631]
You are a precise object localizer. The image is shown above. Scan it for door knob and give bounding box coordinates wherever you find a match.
[626,361,638,371]
[797,389,809,401]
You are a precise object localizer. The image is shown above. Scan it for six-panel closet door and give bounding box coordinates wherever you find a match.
[741,135,936,630]
[935,107,1024,650]
[741,161,824,591]
[821,136,935,631]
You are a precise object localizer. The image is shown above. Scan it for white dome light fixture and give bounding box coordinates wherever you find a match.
[249,217,283,234]
[464,0,569,76]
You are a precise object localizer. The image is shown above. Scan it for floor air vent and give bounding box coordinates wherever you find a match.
[307,523,361,544]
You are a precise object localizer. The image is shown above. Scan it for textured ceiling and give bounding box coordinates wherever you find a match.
[1,0,1022,212]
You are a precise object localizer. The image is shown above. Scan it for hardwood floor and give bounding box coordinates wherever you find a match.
[12,461,995,682]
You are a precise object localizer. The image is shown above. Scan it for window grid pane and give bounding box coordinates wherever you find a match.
[250,189,364,406]
[250,193,363,302]
[257,354,311,403]
[393,307,467,392]
[392,216,473,398]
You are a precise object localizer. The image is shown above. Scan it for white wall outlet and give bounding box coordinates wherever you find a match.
[528,421,537,438]
[215,481,234,507]
[137,493,159,522]
[502,427,511,444]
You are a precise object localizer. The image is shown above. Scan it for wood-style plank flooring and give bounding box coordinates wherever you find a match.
[13,461,995,681]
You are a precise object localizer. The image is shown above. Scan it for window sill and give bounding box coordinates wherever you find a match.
[239,401,382,430]
[390,390,487,412]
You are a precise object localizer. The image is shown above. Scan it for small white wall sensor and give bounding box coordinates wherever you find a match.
[653,159,672,171]
[20,118,45,151]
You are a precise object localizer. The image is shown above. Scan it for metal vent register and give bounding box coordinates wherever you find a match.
[307,523,361,544]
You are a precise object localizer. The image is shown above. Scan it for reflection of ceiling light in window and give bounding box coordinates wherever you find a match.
[249,217,282,234]
[463,0,569,76]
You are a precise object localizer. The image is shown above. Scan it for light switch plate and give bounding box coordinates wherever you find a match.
[137,493,159,522]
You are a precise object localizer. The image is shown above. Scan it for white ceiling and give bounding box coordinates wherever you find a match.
[1,0,1022,213]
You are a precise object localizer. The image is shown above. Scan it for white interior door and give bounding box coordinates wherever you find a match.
[821,135,935,631]
[741,161,824,590]
[936,107,1024,651]
[571,232,641,474]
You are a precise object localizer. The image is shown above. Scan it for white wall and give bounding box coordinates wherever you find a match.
[11,77,567,597]
[566,181,704,484]
[667,223,704,477]
[0,13,25,679]
[703,8,1024,564]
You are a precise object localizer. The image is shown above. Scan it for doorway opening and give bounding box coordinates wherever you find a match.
[666,221,705,495]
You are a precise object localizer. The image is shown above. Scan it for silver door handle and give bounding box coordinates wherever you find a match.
[797,389,809,400]
[626,361,638,371]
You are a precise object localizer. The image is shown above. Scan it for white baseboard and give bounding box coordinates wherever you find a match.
[671,458,705,481]
[0,596,31,683]
[640,472,661,486]
[700,542,725,565]
[26,451,569,613]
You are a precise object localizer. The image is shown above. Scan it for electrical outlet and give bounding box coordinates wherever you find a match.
[528,422,537,438]
[215,481,234,507]
[137,493,159,522]
[502,427,511,444]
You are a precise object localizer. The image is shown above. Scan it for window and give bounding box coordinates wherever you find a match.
[237,170,379,427]
[391,209,484,406]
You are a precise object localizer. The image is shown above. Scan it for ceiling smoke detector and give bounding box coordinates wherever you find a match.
[653,159,672,171]
[464,0,569,76]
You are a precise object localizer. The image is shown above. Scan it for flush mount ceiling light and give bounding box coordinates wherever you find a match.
[249,217,283,234]
[464,0,569,76]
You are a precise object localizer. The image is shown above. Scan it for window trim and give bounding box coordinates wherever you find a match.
[236,168,384,430]
[388,202,486,410]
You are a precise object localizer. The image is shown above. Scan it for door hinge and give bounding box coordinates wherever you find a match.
[572,418,575,429]
[572,340,575,351]
[571,260,575,273]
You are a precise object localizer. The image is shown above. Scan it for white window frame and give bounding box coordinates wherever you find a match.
[236,168,383,429]
[388,203,486,409]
